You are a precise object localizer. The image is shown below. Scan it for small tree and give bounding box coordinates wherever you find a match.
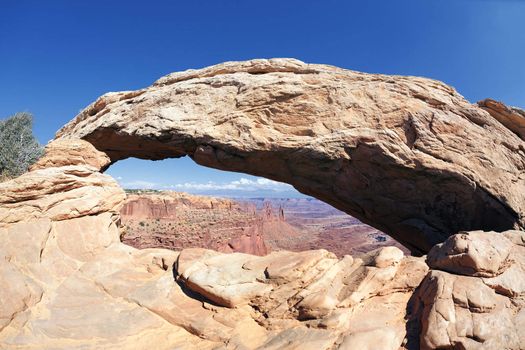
[0,112,43,180]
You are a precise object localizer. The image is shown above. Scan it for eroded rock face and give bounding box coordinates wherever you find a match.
[55,59,525,254]
[0,140,123,228]
[29,138,111,171]
[412,231,525,350]
[120,192,238,219]
[479,98,525,141]
[173,246,428,349]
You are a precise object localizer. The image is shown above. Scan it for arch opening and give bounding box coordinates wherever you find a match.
[107,157,407,257]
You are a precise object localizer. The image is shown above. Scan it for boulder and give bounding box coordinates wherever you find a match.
[426,231,513,277]
[414,270,521,350]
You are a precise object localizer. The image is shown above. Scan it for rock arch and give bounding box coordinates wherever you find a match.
[55,59,525,254]
[2,59,525,349]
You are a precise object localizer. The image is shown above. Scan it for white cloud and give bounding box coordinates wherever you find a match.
[120,180,158,189]
[170,177,293,192]
[117,177,295,193]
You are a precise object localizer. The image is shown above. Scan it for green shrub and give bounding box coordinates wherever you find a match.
[0,112,43,180]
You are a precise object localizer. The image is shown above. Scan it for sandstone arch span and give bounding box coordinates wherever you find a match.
[55,59,525,254]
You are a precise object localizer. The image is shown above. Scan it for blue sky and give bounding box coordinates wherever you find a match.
[1,0,524,197]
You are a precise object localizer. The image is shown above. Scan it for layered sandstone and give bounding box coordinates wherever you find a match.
[120,191,270,256]
[0,140,123,225]
[478,98,525,141]
[29,138,111,171]
[120,191,239,219]
[55,59,525,254]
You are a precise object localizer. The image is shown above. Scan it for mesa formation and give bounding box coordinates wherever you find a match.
[0,59,524,349]
[120,190,405,257]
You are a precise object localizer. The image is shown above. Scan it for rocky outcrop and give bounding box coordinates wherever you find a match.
[55,59,525,254]
[479,98,525,141]
[173,246,428,350]
[217,226,269,256]
[3,180,523,349]
[412,231,525,349]
[0,140,124,225]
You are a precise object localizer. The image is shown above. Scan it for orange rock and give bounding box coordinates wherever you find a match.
[30,138,111,171]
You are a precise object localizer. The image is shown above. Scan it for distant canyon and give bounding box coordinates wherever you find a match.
[120,190,408,257]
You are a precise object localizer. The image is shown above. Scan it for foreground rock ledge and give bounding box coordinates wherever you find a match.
[56,58,525,254]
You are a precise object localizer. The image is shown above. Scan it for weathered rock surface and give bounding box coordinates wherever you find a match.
[2,213,524,349]
[479,98,525,141]
[174,246,428,350]
[0,165,124,225]
[30,138,111,171]
[426,231,513,277]
[55,59,525,254]
[412,231,525,350]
